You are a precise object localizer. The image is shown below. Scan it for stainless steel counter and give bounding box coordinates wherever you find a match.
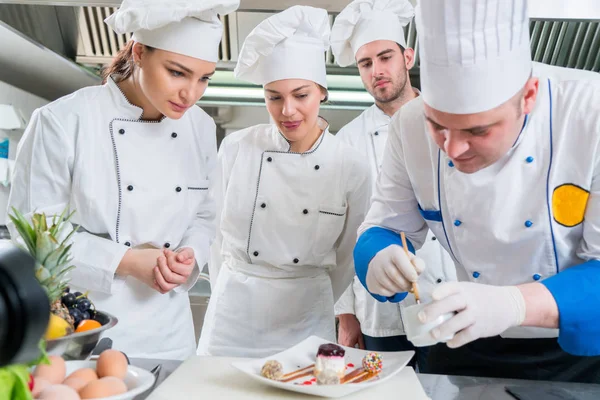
[417,373,600,399]
[131,358,600,399]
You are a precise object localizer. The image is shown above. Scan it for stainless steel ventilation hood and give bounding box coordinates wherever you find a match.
[0,0,598,104]
[0,21,100,100]
[1,0,599,19]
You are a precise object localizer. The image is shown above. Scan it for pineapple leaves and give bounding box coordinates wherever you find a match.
[8,208,36,255]
[8,207,77,304]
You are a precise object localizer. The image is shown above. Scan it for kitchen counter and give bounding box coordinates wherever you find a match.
[130,357,600,399]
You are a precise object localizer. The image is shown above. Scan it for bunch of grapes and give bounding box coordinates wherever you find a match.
[61,287,97,329]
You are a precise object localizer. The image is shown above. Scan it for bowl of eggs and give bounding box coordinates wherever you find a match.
[31,350,155,400]
[46,310,119,361]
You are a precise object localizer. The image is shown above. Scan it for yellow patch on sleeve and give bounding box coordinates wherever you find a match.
[552,184,590,227]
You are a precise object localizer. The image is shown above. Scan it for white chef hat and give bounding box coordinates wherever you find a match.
[104,0,240,63]
[331,0,414,67]
[416,0,532,114]
[234,6,330,88]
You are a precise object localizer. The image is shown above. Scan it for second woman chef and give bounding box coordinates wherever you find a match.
[197,6,372,358]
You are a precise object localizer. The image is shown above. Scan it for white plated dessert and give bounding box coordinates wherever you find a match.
[314,343,346,379]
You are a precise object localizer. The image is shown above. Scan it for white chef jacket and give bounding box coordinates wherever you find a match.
[334,99,456,337]
[356,66,600,341]
[197,118,372,358]
[8,76,216,359]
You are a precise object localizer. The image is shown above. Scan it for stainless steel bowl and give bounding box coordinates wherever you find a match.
[46,311,118,360]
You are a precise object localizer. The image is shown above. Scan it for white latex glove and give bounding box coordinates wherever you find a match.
[419,282,527,348]
[365,244,426,296]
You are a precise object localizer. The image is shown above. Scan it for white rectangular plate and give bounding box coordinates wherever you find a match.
[231,336,415,398]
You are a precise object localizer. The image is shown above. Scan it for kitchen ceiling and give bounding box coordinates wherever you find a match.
[1,2,599,74]
[0,0,598,102]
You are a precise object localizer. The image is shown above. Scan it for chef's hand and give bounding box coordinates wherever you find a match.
[366,245,426,296]
[337,314,365,349]
[117,249,166,292]
[153,248,195,294]
[420,282,527,348]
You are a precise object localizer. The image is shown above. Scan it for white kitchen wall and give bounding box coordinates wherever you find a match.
[0,80,48,225]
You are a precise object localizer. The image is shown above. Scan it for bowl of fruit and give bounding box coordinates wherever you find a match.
[9,208,118,361]
[45,288,118,360]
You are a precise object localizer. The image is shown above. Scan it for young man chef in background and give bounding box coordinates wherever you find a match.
[354,0,600,382]
[330,0,455,371]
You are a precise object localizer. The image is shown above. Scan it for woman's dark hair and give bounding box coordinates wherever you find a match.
[101,40,154,83]
[319,85,329,104]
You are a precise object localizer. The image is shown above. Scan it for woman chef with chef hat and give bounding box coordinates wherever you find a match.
[8,0,238,360]
[197,6,372,358]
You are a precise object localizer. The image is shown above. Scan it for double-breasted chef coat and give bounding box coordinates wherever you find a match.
[334,99,456,338]
[197,118,371,358]
[8,76,216,360]
[357,65,600,343]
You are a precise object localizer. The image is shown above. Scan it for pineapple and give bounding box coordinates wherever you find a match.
[51,298,74,327]
[9,207,78,332]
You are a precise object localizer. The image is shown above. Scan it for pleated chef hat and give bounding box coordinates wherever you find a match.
[331,0,414,67]
[416,0,532,114]
[234,6,330,88]
[105,0,239,63]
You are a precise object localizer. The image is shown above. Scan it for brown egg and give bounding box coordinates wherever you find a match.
[96,350,128,380]
[63,368,98,392]
[33,355,66,384]
[37,384,81,400]
[79,377,127,399]
[31,377,51,398]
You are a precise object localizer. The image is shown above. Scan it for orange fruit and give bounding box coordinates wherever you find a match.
[75,319,102,333]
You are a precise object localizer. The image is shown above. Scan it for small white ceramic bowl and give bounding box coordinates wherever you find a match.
[402,303,455,347]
